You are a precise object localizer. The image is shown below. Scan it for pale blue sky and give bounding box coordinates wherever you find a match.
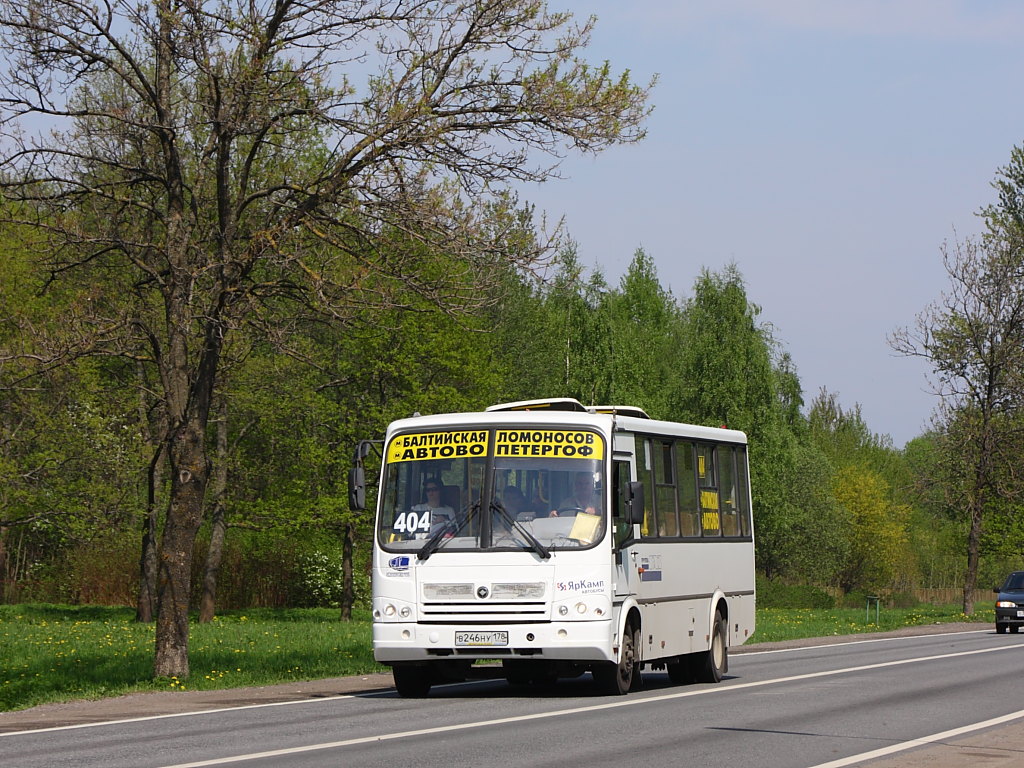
[520,1,1024,446]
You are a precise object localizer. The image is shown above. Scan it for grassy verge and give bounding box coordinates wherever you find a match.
[2,602,995,712]
[752,604,993,643]
[0,604,385,712]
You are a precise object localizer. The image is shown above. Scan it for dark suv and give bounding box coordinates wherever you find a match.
[994,571,1024,634]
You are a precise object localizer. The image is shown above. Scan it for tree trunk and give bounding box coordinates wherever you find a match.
[340,521,356,621]
[962,514,978,618]
[962,499,984,615]
[199,399,229,624]
[153,420,210,679]
[962,424,994,616]
[136,361,164,623]
[137,442,166,623]
[0,526,8,605]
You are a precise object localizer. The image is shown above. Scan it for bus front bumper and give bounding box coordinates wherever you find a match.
[373,620,615,664]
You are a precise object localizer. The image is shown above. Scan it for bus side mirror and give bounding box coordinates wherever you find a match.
[348,466,366,511]
[626,481,645,525]
[349,439,379,512]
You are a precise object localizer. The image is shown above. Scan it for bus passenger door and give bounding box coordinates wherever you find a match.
[611,441,644,642]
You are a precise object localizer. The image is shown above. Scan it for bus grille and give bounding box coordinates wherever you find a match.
[420,601,548,623]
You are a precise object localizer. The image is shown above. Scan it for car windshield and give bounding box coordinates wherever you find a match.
[1003,572,1024,591]
[377,428,606,554]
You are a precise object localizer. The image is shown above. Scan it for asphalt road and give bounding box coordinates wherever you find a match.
[3,625,1024,768]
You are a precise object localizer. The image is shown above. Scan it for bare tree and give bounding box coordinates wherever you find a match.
[890,235,1024,613]
[0,0,652,678]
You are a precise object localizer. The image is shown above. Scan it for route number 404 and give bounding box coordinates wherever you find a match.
[393,511,431,534]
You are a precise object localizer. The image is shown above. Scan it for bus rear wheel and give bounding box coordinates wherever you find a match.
[693,610,727,684]
[393,664,433,698]
[666,657,693,684]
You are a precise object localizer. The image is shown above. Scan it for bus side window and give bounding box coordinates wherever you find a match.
[737,446,752,537]
[637,439,655,538]
[613,460,632,547]
[654,439,678,537]
[696,443,721,537]
[720,446,739,536]
[676,441,699,537]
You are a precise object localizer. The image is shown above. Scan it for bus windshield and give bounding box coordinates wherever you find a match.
[377,429,607,554]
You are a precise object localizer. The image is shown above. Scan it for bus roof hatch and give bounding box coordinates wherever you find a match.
[485,398,588,413]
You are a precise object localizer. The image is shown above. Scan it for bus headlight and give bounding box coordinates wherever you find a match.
[553,595,611,621]
[373,598,415,622]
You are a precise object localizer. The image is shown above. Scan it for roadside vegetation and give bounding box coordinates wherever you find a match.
[3,0,1024,687]
[1,602,993,712]
[0,605,380,712]
[754,606,990,643]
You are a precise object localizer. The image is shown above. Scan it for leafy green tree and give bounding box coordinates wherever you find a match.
[675,265,777,432]
[0,0,652,678]
[1,230,151,602]
[602,250,684,416]
[832,464,912,595]
[891,232,1024,612]
[808,390,894,469]
[761,442,848,585]
[671,265,813,584]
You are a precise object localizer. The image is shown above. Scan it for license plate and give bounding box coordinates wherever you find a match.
[455,631,508,647]
[1017,611,1024,617]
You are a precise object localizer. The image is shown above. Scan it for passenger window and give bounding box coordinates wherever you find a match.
[654,440,678,537]
[696,444,721,537]
[613,460,633,547]
[736,446,752,537]
[638,439,655,537]
[720,447,739,536]
[675,442,699,537]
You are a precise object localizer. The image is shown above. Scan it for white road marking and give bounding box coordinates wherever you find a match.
[0,695,356,737]
[1,628,991,738]
[154,643,1024,768]
[738,629,989,656]
[806,708,1024,767]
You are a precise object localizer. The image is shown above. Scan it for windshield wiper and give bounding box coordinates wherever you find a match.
[491,500,551,560]
[418,500,476,561]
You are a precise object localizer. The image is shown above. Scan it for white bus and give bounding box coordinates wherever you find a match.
[360,398,755,697]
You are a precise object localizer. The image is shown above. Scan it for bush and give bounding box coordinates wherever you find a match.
[297,548,370,609]
[756,577,835,609]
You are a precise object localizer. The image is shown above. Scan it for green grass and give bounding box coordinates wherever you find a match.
[0,604,385,712]
[752,604,993,643]
[1,602,996,712]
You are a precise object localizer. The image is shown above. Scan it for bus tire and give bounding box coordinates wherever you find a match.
[594,621,637,695]
[393,664,433,698]
[503,660,532,686]
[666,656,693,685]
[693,610,727,684]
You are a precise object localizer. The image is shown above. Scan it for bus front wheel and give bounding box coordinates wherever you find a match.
[594,621,638,695]
[393,664,433,698]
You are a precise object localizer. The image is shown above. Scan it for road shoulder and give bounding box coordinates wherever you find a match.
[0,622,993,736]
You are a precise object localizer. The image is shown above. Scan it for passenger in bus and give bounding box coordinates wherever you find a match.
[502,485,533,521]
[413,479,455,537]
[552,471,601,517]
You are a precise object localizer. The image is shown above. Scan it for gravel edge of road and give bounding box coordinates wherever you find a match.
[0,622,992,734]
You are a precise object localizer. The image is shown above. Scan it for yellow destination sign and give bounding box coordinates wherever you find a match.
[387,431,489,463]
[494,429,604,460]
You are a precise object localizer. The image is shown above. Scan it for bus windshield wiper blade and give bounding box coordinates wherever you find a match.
[418,501,476,561]
[491,501,551,559]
